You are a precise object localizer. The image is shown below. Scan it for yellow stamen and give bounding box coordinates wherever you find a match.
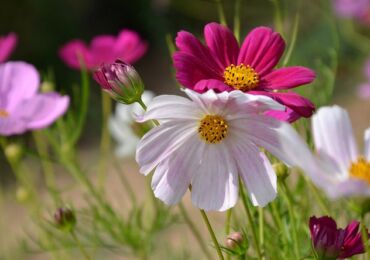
[224,63,259,91]
[0,109,9,118]
[198,115,228,144]
[349,157,370,186]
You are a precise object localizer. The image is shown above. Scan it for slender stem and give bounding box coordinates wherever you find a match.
[225,208,232,235]
[137,98,147,111]
[258,207,264,254]
[70,231,91,260]
[216,0,227,26]
[239,181,262,259]
[179,203,213,260]
[233,0,242,42]
[281,181,300,259]
[282,13,300,67]
[113,158,137,207]
[271,0,284,37]
[305,177,330,215]
[199,209,224,260]
[360,214,370,259]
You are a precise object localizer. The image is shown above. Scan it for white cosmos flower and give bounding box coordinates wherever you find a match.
[109,91,154,158]
[306,105,370,198]
[135,89,313,211]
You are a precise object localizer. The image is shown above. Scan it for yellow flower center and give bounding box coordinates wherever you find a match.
[224,63,259,91]
[0,109,9,118]
[349,157,370,186]
[198,115,228,144]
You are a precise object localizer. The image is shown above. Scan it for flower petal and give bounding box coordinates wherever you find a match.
[90,35,117,65]
[364,127,370,160]
[238,27,285,76]
[262,66,316,90]
[114,29,148,64]
[264,108,302,123]
[0,61,40,111]
[357,83,370,99]
[0,33,17,63]
[312,106,358,174]
[136,121,197,175]
[152,136,202,205]
[59,40,94,69]
[191,144,239,211]
[230,139,277,207]
[204,22,239,68]
[193,79,233,93]
[0,115,27,136]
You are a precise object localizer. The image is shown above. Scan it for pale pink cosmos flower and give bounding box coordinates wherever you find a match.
[301,106,370,198]
[0,61,69,136]
[0,33,17,63]
[135,89,313,211]
[173,22,316,122]
[59,30,148,70]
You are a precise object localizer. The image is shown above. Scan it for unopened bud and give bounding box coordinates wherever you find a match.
[274,162,289,180]
[93,60,144,104]
[225,232,244,250]
[40,81,55,92]
[4,143,22,162]
[54,207,76,232]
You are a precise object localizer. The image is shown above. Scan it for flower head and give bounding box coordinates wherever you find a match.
[0,33,17,63]
[59,29,147,70]
[109,91,154,158]
[333,0,370,25]
[135,89,313,211]
[0,61,69,136]
[173,22,316,122]
[309,216,369,259]
[93,60,144,104]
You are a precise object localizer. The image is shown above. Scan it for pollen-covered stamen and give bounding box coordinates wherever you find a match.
[0,109,9,118]
[198,115,228,144]
[349,157,370,186]
[224,63,259,91]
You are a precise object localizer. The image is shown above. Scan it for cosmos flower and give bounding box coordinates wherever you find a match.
[309,216,369,259]
[333,0,370,25]
[0,61,69,136]
[173,22,316,122]
[135,89,313,211]
[0,33,17,63]
[305,105,370,198]
[109,91,154,158]
[59,29,147,70]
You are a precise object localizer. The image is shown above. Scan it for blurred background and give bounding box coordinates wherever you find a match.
[1,0,370,259]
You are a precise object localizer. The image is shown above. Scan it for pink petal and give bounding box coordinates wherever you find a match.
[0,115,27,136]
[0,33,17,63]
[90,35,117,65]
[59,40,94,69]
[114,30,148,64]
[0,61,40,112]
[364,58,370,81]
[262,66,316,90]
[203,22,239,68]
[364,128,370,160]
[357,83,370,99]
[193,79,233,93]
[173,52,223,89]
[238,27,285,76]
[264,108,301,123]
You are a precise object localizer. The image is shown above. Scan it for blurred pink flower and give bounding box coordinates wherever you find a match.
[59,30,148,70]
[0,61,69,136]
[173,22,316,122]
[0,33,17,63]
[333,0,370,25]
[309,216,369,259]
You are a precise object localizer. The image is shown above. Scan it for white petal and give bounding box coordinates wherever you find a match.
[191,144,239,211]
[136,94,201,122]
[136,121,196,175]
[230,139,277,207]
[325,179,370,198]
[151,136,202,205]
[312,106,358,174]
[109,116,134,143]
[364,127,370,160]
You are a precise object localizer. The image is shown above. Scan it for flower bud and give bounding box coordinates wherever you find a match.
[54,207,76,232]
[16,186,30,203]
[40,81,55,92]
[273,162,289,181]
[4,143,22,162]
[93,60,144,104]
[225,231,244,250]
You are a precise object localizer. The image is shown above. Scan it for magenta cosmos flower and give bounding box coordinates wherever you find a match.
[0,61,69,136]
[173,22,316,122]
[0,33,17,63]
[309,216,369,259]
[59,29,147,70]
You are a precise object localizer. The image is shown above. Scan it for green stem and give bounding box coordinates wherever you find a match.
[113,158,137,207]
[70,231,91,260]
[179,203,213,260]
[305,177,330,215]
[225,209,232,260]
[216,0,227,26]
[271,0,284,37]
[360,214,370,259]
[199,209,224,260]
[233,0,242,43]
[239,181,262,259]
[282,13,300,67]
[258,207,264,254]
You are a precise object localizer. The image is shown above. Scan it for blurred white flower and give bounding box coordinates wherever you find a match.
[109,90,155,158]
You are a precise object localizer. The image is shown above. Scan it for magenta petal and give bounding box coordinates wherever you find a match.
[193,79,233,93]
[0,33,17,63]
[114,30,148,64]
[90,35,116,65]
[238,27,285,76]
[262,66,316,90]
[14,93,69,129]
[173,52,223,89]
[204,22,239,68]
[264,108,301,123]
[176,30,224,73]
[0,61,40,111]
[59,40,94,69]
